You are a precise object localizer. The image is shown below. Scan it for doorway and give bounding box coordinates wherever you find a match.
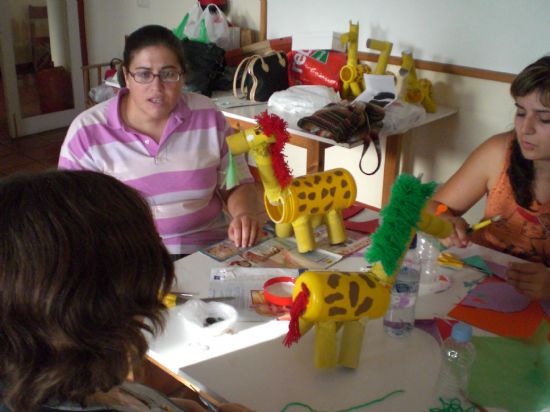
[0,0,85,138]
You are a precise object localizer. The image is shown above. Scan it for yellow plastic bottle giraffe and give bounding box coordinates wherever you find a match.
[339,21,371,99]
[284,174,453,369]
[400,50,437,113]
[226,112,357,253]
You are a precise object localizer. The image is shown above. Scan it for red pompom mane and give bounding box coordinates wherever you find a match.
[255,111,293,188]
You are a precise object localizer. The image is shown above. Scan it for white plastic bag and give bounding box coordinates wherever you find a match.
[89,83,116,103]
[182,1,203,40]
[380,99,426,136]
[199,4,231,50]
[178,299,238,338]
[267,85,341,127]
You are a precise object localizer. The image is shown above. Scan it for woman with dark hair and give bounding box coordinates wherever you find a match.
[430,56,550,300]
[59,24,262,260]
[0,170,253,412]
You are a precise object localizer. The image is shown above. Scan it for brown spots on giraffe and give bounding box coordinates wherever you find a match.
[359,273,376,288]
[308,192,316,200]
[354,297,373,316]
[349,281,359,307]
[304,181,313,188]
[310,207,319,214]
[343,191,351,199]
[299,205,307,212]
[325,293,344,304]
[341,180,348,188]
[324,201,333,211]
[314,175,321,184]
[326,176,333,184]
[328,274,340,288]
[292,181,301,187]
[330,187,336,196]
[298,192,306,199]
[335,170,343,176]
[329,307,347,316]
[321,188,329,199]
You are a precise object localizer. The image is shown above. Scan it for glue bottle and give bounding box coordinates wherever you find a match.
[434,322,477,409]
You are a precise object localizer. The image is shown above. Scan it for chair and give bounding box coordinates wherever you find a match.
[81,59,122,107]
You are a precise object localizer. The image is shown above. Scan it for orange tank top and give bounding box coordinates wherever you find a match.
[471,135,550,265]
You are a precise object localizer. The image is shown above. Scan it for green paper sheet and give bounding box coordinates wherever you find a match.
[462,255,492,275]
[469,333,550,412]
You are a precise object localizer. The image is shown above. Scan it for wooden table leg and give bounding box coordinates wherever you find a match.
[287,134,328,174]
[381,133,404,207]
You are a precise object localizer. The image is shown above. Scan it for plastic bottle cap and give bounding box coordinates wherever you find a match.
[263,276,295,307]
[451,322,473,343]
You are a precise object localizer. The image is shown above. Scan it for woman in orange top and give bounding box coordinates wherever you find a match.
[430,56,550,301]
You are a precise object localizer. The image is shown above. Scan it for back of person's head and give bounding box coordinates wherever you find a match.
[511,56,550,107]
[123,24,186,73]
[0,170,174,412]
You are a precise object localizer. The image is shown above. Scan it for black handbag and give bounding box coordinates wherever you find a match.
[233,51,289,102]
[181,39,226,96]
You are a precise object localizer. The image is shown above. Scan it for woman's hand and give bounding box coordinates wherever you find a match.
[440,215,470,249]
[506,262,550,300]
[227,213,260,248]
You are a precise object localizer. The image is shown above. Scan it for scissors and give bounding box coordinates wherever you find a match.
[437,252,465,269]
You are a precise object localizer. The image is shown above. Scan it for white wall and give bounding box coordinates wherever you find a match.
[267,0,550,74]
[84,0,262,65]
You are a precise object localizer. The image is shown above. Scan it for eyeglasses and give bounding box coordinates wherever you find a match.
[128,70,183,84]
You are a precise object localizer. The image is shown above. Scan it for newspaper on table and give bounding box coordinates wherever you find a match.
[200,224,370,269]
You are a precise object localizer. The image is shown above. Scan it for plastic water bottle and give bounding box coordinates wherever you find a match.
[434,322,476,408]
[417,232,440,285]
[383,239,421,337]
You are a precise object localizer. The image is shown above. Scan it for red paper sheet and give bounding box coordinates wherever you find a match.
[448,277,549,338]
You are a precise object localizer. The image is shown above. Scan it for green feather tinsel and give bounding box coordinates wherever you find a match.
[365,174,437,277]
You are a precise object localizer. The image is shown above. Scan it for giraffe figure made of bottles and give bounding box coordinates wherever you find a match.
[226,112,356,253]
[283,174,454,369]
[400,50,437,113]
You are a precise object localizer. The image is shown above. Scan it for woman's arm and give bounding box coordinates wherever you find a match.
[224,183,265,248]
[429,133,510,247]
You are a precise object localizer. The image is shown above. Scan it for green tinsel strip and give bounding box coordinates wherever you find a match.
[365,174,437,277]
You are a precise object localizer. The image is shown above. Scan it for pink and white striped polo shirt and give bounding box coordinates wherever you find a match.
[59,90,253,254]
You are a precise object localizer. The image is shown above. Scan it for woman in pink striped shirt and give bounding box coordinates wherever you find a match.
[59,25,263,258]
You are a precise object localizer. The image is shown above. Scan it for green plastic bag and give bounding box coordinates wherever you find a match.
[172,13,189,40]
[172,1,209,43]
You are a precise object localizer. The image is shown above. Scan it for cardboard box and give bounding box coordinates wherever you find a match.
[292,31,345,52]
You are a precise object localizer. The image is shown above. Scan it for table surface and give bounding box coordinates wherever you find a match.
[148,213,523,411]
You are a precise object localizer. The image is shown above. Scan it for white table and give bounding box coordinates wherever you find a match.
[147,242,520,411]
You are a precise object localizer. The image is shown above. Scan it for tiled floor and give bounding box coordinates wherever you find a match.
[1,69,68,177]
[0,127,67,177]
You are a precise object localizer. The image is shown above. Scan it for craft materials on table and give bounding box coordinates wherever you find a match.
[449,274,550,338]
[437,252,490,274]
[469,333,550,412]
